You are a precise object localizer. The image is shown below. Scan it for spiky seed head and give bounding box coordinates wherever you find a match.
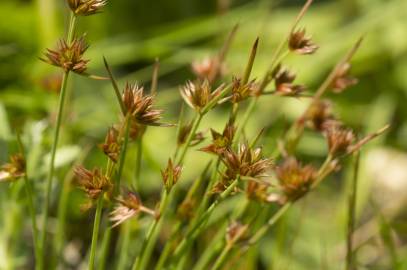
[230,77,257,103]
[275,157,317,201]
[226,221,248,246]
[180,80,222,112]
[0,154,26,182]
[74,166,112,199]
[200,121,235,155]
[99,127,121,163]
[273,65,305,96]
[110,191,156,227]
[288,28,319,55]
[121,83,164,126]
[191,57,222,82]
[161,159,182,192]
[41,35,89,73]
[67,0,107,16]
[326,126,355,156]
[304,100,337,131]
[220,143,273,183]
[331,62,358,93]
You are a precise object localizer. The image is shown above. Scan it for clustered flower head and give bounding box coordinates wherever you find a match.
[122,83,164,126]
[288,28,319,55]
[41,35,89,73]
[191,57,222,82]
[161,159,183,192]
[0,154,26,182]
[180,80,224,112]
[200,121,235,155]
[177,121,205,147]
[230,77,257,103]
[213,143,272,193]
[74,166,113,199]
[110,191,156,227]
[99,127,121,163]
[325,125,355,156]
[272,64,305,96]
[67,0,107,16]
[246,180,270,202]
[275,157,318,202]
[304,100,338,131]
[331,62,358,93]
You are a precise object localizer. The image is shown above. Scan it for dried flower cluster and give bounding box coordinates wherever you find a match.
[200,122,235,155]
[289,28,319,55]
[67,0,107,16]
[161,159,183,192]
[0,154,25,182]
[41,36,89,73]
[272,64,305,96]
[122,83,164,126]
[275,157,318,202]
[110,191,156,227]
[74,166,112,199]
[180,80,224,112]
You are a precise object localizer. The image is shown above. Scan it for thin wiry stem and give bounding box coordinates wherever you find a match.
[16,134,40,268]
[171,178,240,266]
[89,194,104,270]
[39,13,77,270]
[346,151,360,270]
[132,190,169,270]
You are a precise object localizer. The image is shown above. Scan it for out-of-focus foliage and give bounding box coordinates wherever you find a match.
[1,0,407,269]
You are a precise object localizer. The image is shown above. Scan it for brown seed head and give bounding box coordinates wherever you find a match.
[99,127,121,163]
[230,77,257,103]
[304,100,337,131]
[122,83,164,126]
[326,126,355,156]
[200,121,235,155]
[276,157,317,201]
[110,191,156,227]
[41,35,89,73]
[161,159,182,192]
[67,0,107,16]
[221,143,272,181]
[331,62,358,93]
[288,28,318,55]
[74,166,112,199]
[191,57,222,82]
[180,80,223,112]
[272,65,305,96]
[246,180,269,202]
[0,154,26,182]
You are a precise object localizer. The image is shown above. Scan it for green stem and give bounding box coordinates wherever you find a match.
[346,151,360,270]
[39,13,77,270]
[117,133,142,270]
[234,97,258,144]
[171,178,239,265]
[16,134,40,267]
[132,190,169,270]
[89,195,104,270]
[176,113,203,165]
[23,174,40,267]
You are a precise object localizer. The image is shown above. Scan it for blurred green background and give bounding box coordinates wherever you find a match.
[1,0,407,269]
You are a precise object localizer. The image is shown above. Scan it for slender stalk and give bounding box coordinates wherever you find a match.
[39,13,77,270]
[117,132,142,270]
[16,135,40,268]
[89,195,104,270]
[171,178,239,265]
[346,151,360,270]
[176,113,203,165]
[132,190,169,270]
